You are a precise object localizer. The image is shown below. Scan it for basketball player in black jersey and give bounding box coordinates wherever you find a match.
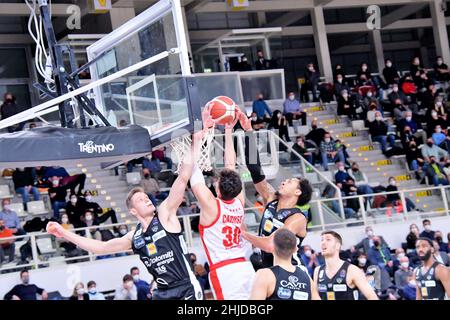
[235,111,313,267]
[46,130,207,300]
[250,229,320,300]
[414,237,450,300]
[313,231,378,300]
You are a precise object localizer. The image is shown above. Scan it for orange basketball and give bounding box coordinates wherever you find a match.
[208,96,236,126]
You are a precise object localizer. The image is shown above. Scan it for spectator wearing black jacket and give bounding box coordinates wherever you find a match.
[65,194,86,227]
[356,63,373,86]
[291,136,313,164]
[254,50,270,70]
[4,270,48,300]
[48,177,68,219]
[421,81,439,111]
[434,56,449,82]
[385,177,416,212]
[82,190,118,225]
[302,63,320,102]
[337,90,356,119]
[368,112,394,153]
[334,74,350,98]
[383,59,400,85]
[405,224,420,250]
[405,140,423,173]
[12,168,41,210]
[305,120,327,147]
[0,93,25,133]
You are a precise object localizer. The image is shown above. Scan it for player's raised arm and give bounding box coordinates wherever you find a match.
[236,110,276,206]
[46,221,132,255]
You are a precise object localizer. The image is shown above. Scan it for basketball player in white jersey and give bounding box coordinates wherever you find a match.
[189,107,255,300]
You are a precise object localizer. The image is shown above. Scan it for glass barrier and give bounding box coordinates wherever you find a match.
[239,69,285,102]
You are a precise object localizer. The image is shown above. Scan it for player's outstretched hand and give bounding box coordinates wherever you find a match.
[236,108,252,131]
[46,221,65,238]
[202,103,215,129]
[225,105,240,130]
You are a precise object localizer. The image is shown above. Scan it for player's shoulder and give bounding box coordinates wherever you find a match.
[256,267,276,280]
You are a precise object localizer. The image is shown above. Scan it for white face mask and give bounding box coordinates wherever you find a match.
[70,198,77,204]
[367,92,372,97]
[77,288,85,295]
[3,204,10,211]
[405,117,412,122]
[132,275,140,282]
[362,66,367,71]
[88,287,97,294]
[85,215,93,221]
[437,128,442,133]
[52,180,59,186]
[390,180,396,186]
[424,225,431,231]
[304,250,312,258]
[437,60,443,65]
[401,262,409,269]
[337,78,343,83]
[277,113,282,119]
[289,95,295,101]
[338,166,345,172]
[375,116,382,121]
[324,138,331,143]
[367,230,374,237]
[342,94,348,99]
[411,227,418,233]
[386,62,392,67]
[393,87,399,92]
[251,117,257,121]
[61,217,69,224]
[432,112,438,117]
[358,258,367,265]
[85,195,92,202]
[397,253,405,259]
[119,228,127,235]
[436,102,443,107]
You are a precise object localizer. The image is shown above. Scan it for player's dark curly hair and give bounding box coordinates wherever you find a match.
[297,178,313,206]
[218,169,242,201]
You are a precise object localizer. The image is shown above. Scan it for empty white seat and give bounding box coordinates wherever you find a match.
[297,126,310,136]
[288,126,296,137]
[352,120,366,131]
[27,200,48,216]
[8,203,27,219]
[36,237,56,255]
[0,185,11,199]
[126,172,141,185]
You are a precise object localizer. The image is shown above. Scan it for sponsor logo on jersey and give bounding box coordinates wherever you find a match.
[134,228,142,238]
[134,237,145,249]
[263,220,273,233]
[272,219,284,229]
[152,230,167,242]
[280,276,307,290]
[319,270,324,279]
[326,291,335,300]
[318,284,327,292]
[293,291,309,300]
[336,277,343,284]
[333,284,348,292]
[277,287,292,299]
[288,275,298,283]
[155,265,167,275]
[425,280,436,287]
[427,275,431,280]
[147,242,157,255]
[263,210,272,219]
[339,269,346,278]
[429,268,434,276]
[151,226,158,233]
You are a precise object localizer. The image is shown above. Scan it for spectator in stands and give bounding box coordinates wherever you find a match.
[254,50,270,70]
[383,59,400,85]
[69,282,90,300]
[114,274,137,300]
[337,89,356,119]
[400,126,418,150]
[320,132,345,171]
[87,280,105,300]
[43,166,86,196]
[252,93,272,121]
[394,256,412,290]
[385,177,417,212]
[405,140,424,175]
[300,245,319,277]
[355,252,369,272]
[334,64,346,78]
[334,74,350,98]
[79,210,102,240]
[250,112,265,130]
[401,273,417,300]
[355,226,389,254]
[406,223,420,251]
[190,253,209,292]
[140,168,168,206]
[142,154,175,187]
[409,57,423,85]
[432,240,450,266]
[388,83,406,106]
[400,73,417,96]
[432,125,446,148]
[283,92,306,126]
[302,63,320,102]
[305,119,326,147]
[427,109,447,137]
[392,99,410,123]
[367,236,394,275]
[12,168,40,210]
[152,146,173,170]
[4,270,48,300]
[177,197,197,216]
[369,111,394,153]
[0,218,15,264]
[419,219,435,240]
[344,162,373,195]
[356,63,372,86]
[65,194,85,227]
[434,231,448,253]
[57,212,78,255]
[291,136,313,164]
[434,56,449,82]
[421,138,448,165]
[82,190,118,225]
[422,81,439,111]
[365,101,379,124]
[0,198,25,235]
[238,55,252,71]
[322,184,357,219]
[398,111,419,134]
[130,266,151,300]
[268,110,290,143]
[0,93,25,133]
[425,155,449,186]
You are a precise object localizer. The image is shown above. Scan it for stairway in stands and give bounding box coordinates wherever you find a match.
[297,102,445,214]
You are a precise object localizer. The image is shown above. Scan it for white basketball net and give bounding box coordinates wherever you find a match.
[170,128,215,174]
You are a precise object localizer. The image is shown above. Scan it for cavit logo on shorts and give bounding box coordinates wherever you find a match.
[78,141,115,154]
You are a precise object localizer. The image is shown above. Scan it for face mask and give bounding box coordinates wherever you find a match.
[352,167,359,172]
[427,142,433,147]
[419,250,432,261]
[88,287,97,294]
[405,117,412,122]
[242,58,247,62]
[312,125,317,130]
[386,62,392,67]
[342,94,348,99]
[119,229,127,235]
[70,198,77,204]
[432,112,438,117]
[358,258,367,265]
[144,173,150,179]
[61,217,69,224]
[22,277,29,285]
[85,195,92,202]
[277,114,282,119]
[436,102,443,107]
[401,262,409,269]
[397,253,405,259]
[362,66,367,71]
[308,67,314,72]
[132,275,140,282]
[367,230,374,237]
[390,180,396,186]
[337,78,342,83]
[256,196,263,203]
[3,204,10,211]
[393,87,399,92]
[304,250,312,258]
[52,180,59,186]
[77,288,85,295]
[414,60,419,65]
[411,227,418,233]
[437,128,442,133]
[289,95,295,101]
[338,166,345,172]
[376,116,382,121]
[125,281,134,289]
[424,225,431,231]
[367,92,373,97]
[324,138,331,143]
[251,117,257,121]
[85,215,93,221]
[437,60,443,65]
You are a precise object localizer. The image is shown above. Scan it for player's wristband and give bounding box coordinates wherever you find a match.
[190,164,205,187]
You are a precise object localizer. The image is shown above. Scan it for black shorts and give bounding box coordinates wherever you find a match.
[152,283,203,300]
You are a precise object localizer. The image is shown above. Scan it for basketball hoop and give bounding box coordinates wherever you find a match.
[170,127,215,174]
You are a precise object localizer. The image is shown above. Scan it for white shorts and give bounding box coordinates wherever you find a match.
[209,259,255,300]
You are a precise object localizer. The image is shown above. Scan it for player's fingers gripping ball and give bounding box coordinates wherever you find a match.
[207,96,237,126]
